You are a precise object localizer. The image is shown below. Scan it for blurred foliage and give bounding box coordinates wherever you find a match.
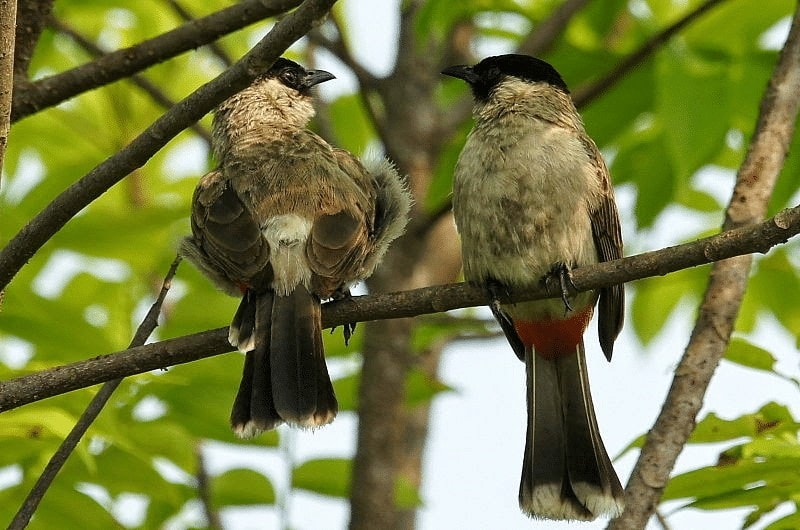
[0,0,798,528]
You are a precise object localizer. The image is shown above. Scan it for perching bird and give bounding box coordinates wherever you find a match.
[181,58,410,438]
[443,54,625,520]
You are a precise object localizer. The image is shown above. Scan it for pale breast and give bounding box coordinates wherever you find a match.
[453,114,601,288]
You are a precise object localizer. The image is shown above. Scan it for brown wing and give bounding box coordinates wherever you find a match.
[587,148,624,361]
[188,168,272,290]
[307,148,376,296]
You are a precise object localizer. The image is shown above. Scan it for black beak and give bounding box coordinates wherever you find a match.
[301,69,336,89]
[441,64,479,84]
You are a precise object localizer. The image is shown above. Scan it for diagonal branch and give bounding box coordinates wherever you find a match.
[516,0,591,57]
[1,205,797,413]
[10,0,303,123]
[572,0,725,107]
[8,256,182,530]
[48,17,213,146]
[608,4,800,529]
[306,14,391,148]
[164,0,234,68]
[0,0,338,293]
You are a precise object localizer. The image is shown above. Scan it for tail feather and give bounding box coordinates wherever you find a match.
[519,341,623,520]
[229,290,257,353]
[230,291,282,437]
[229,287,337,437]
[310,299,337,426]
[270,286,319,422]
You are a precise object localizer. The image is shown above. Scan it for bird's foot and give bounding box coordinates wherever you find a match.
[544,262,576,315]
[329,287,356,345]
[484,278,525,360]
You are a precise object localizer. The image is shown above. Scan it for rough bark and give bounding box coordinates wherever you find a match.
[12,0,53,82]
[1,204,797,413]
[0,0,17,181]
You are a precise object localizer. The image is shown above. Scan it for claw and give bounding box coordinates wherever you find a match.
[329,287,357,345]
[545,263,575,315]
[485,278,525,361]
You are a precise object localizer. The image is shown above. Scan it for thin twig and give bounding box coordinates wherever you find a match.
[0,0,339,292]
[516,0,591,57]
[655,509,673,530]
[196,443,223,530]
[306,14,390,148]
[164,0,234,67]
[48,17,213,146]
[10,0,303,122]
[573,0,726,107]
[8,256,182,530]
[1,204,798,412]
[608,5,800,529]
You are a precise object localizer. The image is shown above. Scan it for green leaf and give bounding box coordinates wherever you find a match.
[748,250,800,335]
[765,510,800,530]
[327,94,374,156]
[333,371,360,412]
[690,403,799,444]
[425,119,471,213]
[395,475,423,509]
[724,338,777,373]
[684,0,794,56]
[25,484,120,530]
[610,125,676,228]
[0,407,79,441]
[405,368,453,407]
[656,50,729,182]
[292,457,351,498]
[213,468,275,507]
[663,458,800,501]
[630,268,703,345]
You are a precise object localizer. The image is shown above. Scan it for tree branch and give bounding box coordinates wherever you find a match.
[516,0,591,57]
[608,4,800,528]
[8,256,182,530]
[195,443,223,530]
[163,0,234,68]
[572,0,725,107]
[12,0,53,83]
[1,205,797,412]
[306,15,392,149]
[0,0,338,292]
[0,0,16,184]
[10,0,302,123]
[48,17,213,146]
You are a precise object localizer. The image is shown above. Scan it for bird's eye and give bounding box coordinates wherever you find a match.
[279,68,300,87]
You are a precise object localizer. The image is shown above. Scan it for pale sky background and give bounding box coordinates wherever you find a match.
[206,2,800,530]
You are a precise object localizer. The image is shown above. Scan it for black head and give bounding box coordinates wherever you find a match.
[265,57,335,93]
[442,54,568,101]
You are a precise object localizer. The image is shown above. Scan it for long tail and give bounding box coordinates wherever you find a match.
[229,286,338,437]
[519,340,624,520]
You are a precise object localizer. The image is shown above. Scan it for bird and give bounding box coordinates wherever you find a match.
[442,54,625,520]
[181,57,411,438]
